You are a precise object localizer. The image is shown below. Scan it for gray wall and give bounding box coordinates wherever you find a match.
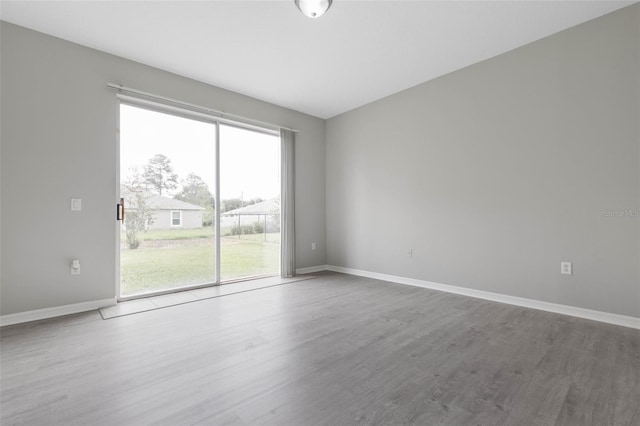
[0,22,326,315]
[2,5,639,320]
[326,5,640,318]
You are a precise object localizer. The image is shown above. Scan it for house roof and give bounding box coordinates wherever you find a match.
[222,199,280,216]
[126,192,205,211]
[146,194,205,211]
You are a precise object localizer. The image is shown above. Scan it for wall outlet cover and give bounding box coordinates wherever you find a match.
[71,198,82,211]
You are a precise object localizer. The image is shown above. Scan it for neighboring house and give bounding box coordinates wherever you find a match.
[221,198,280,230]
[143,194,205,230]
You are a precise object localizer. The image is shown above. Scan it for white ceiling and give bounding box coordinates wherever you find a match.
[0,0,634,119]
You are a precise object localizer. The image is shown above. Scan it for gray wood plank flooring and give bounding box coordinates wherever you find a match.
[1,272,639,425]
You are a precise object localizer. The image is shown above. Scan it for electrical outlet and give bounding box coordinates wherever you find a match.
[561,261,572,275]
[71,259,81,275]
[311,242,316,250]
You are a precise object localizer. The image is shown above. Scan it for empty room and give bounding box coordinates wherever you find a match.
[1,1,639,425]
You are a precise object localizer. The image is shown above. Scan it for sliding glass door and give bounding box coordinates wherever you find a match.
[118,104,280,299]
[219,125,281,281]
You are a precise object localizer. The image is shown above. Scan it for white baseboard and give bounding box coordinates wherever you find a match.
[3,268,637,330]
[326,265,640,330]
[0,298,116,327]
[296,265,328,274]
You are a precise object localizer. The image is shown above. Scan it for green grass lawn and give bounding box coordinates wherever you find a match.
[141,227,214,241]
[120,228,280,296]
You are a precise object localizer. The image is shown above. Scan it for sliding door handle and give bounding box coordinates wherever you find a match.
[116,198,125,221]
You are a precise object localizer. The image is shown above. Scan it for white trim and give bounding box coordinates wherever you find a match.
[0,298,117,327]
[4,268,636,330]
[326,265,640,330]
[296,265,328,275]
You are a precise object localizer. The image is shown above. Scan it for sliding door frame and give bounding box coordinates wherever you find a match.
[116,96,280,302]
[214,122,221,284]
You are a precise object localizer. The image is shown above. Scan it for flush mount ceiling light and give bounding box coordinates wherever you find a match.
[294,0,333,18]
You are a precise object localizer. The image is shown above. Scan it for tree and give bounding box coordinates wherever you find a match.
[175,173,215,226]
[142,154,178,196]
[121,169,154,249]
[174,173,214,208]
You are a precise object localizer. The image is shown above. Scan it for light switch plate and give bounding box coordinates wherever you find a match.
[71,198,82,211]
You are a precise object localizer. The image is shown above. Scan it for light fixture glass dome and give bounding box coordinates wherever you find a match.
[294,0,333,19]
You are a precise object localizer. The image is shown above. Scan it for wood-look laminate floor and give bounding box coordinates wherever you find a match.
[1,272,639,426]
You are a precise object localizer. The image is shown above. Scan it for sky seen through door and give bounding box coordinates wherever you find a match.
[120,104,280,201]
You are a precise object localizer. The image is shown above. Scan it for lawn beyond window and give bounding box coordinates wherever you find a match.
[120,227,279,296]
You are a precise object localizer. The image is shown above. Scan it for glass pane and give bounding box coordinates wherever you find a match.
[220,125,280,281]
[171,211,181,226]
[119,104,216,297]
